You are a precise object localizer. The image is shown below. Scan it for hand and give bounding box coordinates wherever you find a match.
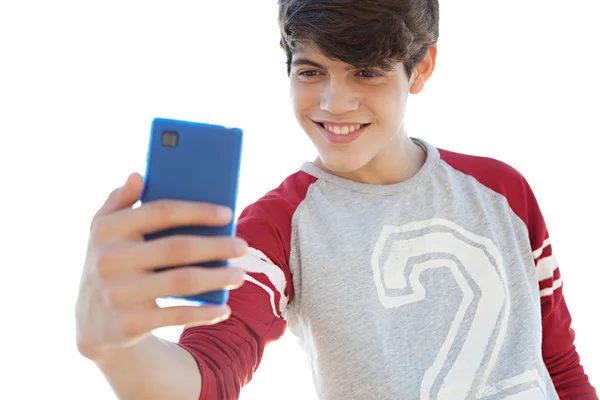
[75,173,247,361]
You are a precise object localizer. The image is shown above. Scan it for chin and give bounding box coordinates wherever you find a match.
[317,152,372,174]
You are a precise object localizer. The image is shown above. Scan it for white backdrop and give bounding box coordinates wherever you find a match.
[0,1,597,399]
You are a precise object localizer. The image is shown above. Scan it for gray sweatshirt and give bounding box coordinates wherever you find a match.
[178,139,597,400]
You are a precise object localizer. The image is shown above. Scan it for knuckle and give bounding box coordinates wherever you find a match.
[169,267,200,293]
[105,187,120,204]
[103,285,127,309]
[95,248,118,279]
[171,306,198,325]
[165,236,193,260]
[149,200,175,220]
[108,186,120,199]
[89,216,109,240]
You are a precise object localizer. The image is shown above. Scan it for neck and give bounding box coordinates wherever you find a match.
[315,130,427,185]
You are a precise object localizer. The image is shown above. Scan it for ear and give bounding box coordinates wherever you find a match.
[409,46,437,95]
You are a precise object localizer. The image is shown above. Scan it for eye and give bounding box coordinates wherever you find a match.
[357,69,380,78]
[298,70,320,78]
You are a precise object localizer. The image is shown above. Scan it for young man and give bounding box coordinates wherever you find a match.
[75,1,597,399]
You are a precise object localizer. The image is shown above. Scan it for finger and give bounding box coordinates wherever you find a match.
[112,236,247,274]
[95,173,144,218]
[106,266,245,308]
[122,304,232,337]
[95,199,233,240]
[93,236,247,279]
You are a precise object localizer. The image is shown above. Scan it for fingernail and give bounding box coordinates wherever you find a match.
[217,313,231,323]
[226,268,246,289]
[213,307,231,323]
[217,206,233,219]
[185,321,206,328]
[123,174,132,187]
[234,239,248,253]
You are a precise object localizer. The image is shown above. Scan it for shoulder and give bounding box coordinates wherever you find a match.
[235,170,318,264]
[438,146,545,245]
[438,147,526,196]
[238,170,318,224]
[234,170,318,307]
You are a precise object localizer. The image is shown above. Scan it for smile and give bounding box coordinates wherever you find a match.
[313,121,371,144]
[317,122,368,135]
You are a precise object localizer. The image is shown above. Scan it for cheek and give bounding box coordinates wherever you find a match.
[291,82,320,115]
[368,88,405,126]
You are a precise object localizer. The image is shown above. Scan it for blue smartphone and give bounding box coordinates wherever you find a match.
[140,117,244,306]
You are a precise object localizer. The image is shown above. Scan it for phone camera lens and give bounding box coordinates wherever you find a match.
[162,131,179,148]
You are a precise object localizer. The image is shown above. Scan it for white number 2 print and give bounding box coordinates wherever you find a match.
[371,218,547,399]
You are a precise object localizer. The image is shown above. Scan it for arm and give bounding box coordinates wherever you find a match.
[95,206,292,400]
[95,335,202,400]
[523,179,598,399]
[76,177,249,400]
[92,175,305,400]
[96,268,288,400]
[179,269,289,400]
[535,241,597,399]
[178,199,297,400]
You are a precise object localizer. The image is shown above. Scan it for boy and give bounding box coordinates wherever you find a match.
[75,0,597,399]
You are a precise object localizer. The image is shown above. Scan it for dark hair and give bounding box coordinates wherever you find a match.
[278,0,439,76]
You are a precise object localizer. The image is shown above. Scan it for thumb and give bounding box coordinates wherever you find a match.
[96,173,144,217]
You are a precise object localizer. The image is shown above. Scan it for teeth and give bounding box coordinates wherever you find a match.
[323,123,363,135]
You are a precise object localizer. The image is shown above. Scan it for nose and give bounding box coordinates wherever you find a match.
[320,78,359,115]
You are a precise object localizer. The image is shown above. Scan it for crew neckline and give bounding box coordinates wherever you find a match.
[299,138,440,196]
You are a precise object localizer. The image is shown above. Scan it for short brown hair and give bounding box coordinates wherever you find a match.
[278,0,439,76]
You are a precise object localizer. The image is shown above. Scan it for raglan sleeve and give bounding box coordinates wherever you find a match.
[521,178,598,399]
[176,197,295,400]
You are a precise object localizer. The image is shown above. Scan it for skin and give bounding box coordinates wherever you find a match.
[289,41,437,185]
[76,174,248,361]
[75,175,249,399]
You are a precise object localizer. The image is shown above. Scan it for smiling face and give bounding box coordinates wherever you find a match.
[289,41,436,183]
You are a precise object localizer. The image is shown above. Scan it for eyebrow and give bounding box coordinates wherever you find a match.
[292,58,368,71]
[291,58,326,69]
[291,57,359,71]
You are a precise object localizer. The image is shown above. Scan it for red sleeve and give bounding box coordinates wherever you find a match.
[522,179,598,400]
[439,149,597,399]
[177,172,316,400]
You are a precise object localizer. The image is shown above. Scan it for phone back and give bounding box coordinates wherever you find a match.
[140,117,244,305]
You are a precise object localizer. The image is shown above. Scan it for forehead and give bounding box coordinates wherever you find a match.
[290,40,401,72]
[291,41,329,60]
[290,41,359,71]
